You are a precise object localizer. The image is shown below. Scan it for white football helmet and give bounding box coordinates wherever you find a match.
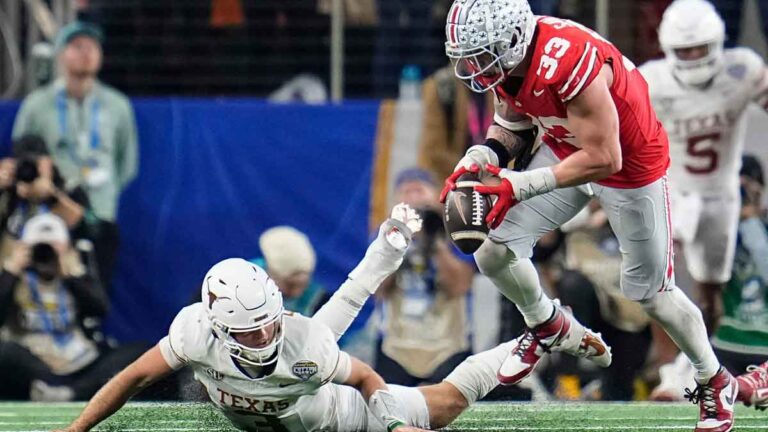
[202,258,284,367]
[658,0,725,87]
[445,0,536,93]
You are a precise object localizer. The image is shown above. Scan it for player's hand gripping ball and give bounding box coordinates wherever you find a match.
[442,168,493,254]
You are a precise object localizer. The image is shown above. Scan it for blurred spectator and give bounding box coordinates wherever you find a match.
[418,64,495,183]
[375,168,475,385]
[269,74,328,104]
[710,0,768,47]
[251,226,329,316]
[0,136,91,251]
[12,22,139,293]
[721,155,768,401]
[0,214,143,401]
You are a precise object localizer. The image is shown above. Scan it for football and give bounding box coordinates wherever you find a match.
[443,173,493,254]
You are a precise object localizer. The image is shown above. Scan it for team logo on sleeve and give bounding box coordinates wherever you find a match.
[291,360,319,381]
[205,367,224,381]
[726,64,746,80]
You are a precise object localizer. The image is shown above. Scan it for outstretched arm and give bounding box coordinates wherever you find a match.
[313,204,422,340]
[55,345,176,432]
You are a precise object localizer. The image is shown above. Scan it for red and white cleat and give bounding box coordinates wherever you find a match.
[686,367,738,432]
[497,304,612,386]
[736,361,768,411]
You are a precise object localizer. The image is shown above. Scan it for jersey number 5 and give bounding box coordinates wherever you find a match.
[537,37,571,80]
[685,133,721,174]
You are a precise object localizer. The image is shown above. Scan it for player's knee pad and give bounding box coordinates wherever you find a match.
[620,259,672,301]
[474,240,518,278]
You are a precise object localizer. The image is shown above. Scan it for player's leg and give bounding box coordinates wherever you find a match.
[686,194,740,333]
[417,341,515,429]
[476,146,590,327]
[475,146,610,384]
[596,177,736,431]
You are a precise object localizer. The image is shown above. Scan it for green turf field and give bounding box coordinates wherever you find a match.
[0,401,765,431]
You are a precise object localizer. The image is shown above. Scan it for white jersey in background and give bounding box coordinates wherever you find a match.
[641,48,768,195]
[640,48,768,283]
[158,304,429,432]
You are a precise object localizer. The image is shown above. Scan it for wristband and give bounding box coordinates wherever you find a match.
[387,420,406,432]
[513,167,557,201]
[480,138,512,168]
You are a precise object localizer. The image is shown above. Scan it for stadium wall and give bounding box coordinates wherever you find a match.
[0,99,383,343]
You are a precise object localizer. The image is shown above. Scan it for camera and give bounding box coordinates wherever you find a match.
[30,242,59,281]
[15,157,39,184]
[416,207,444,238]
[32,242,58,266]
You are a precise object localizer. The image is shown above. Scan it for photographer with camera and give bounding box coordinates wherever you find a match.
[375,168,475,385]
[0,135,90,245]
[12,22,139,294]
[0,214,143,401]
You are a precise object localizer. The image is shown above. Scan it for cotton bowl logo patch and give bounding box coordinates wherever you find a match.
[205,367,224,381]
[727,64,747,80]
[291,360,318,381]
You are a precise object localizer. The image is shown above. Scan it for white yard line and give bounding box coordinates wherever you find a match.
[1,429,205,432]
[0,420,201,425]
[457,416,767,421]
[445,427,768,431]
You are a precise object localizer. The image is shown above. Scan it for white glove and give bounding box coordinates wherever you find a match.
[369,389,408,432]
[347,204,422,294]
[385,203,423,250]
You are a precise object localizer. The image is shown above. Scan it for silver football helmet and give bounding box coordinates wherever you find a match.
[445,0,536,92]
[658,0,725,87]
[202,258,285,367]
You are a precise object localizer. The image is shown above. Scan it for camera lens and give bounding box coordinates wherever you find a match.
[16,158,39,184]
[31,243,58,266]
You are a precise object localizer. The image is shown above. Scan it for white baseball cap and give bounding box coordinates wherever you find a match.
[259,226,316,277]
[22,213,70,245]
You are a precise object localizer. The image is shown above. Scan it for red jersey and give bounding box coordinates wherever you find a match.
[496,16,669,188]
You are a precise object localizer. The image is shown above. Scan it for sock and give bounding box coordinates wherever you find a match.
[444,342,514,404]
[517,291,556,328]
[641,287,720,383]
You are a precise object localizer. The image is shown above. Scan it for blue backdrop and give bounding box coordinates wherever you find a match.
[0,98,380,342]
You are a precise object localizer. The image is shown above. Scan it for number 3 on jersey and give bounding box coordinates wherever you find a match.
[686,133,721,174]
[537,37,571,80]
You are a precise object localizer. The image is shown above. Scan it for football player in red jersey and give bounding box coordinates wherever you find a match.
[442,1,736,430]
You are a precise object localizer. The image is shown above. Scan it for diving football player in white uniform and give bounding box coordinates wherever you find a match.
[56,204,515,432]
[640,0,768,330]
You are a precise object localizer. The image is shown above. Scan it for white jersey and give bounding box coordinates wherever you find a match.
[640,48,768,195]
[158,304,351,432]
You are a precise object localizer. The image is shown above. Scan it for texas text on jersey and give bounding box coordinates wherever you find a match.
[159,304,343,432]
[494,16,669,189]
[641,48,768,195]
